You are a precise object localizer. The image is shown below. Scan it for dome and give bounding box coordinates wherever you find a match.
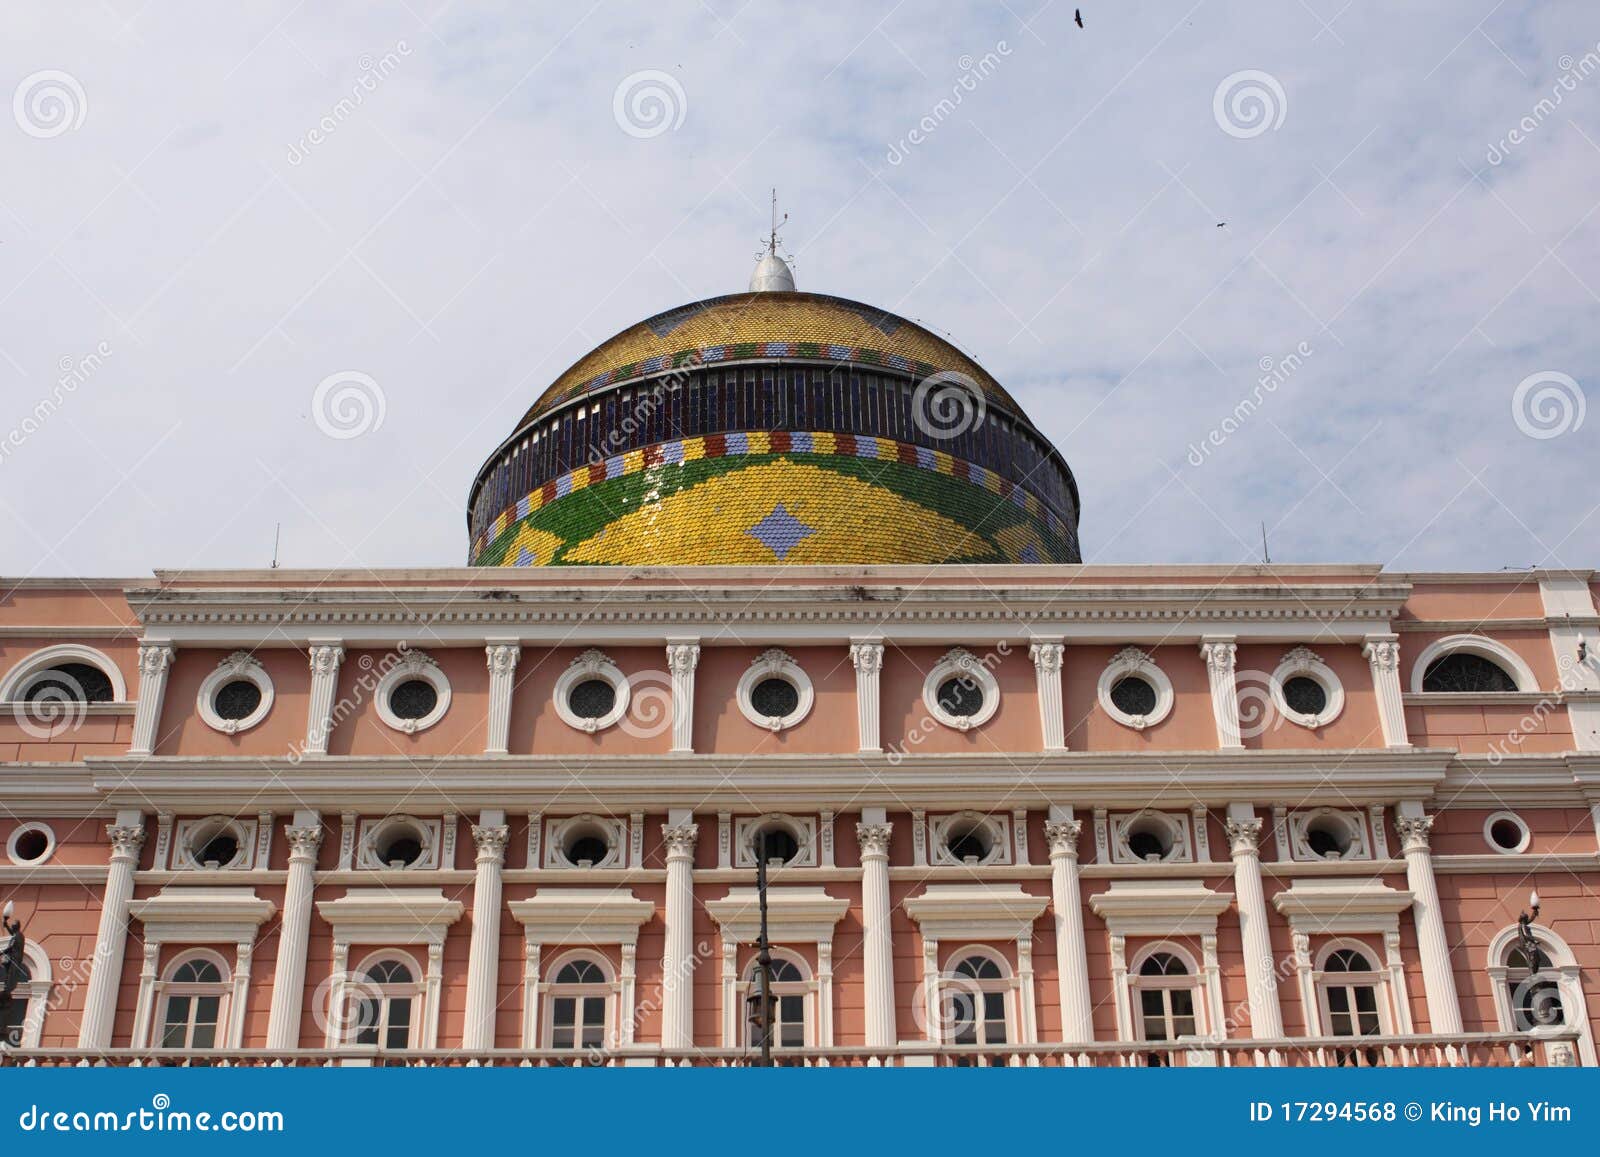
[468,273,1081,568]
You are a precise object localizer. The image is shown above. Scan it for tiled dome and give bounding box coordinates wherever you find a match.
[468,269,1080,567]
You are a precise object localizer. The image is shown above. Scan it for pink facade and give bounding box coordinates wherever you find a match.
[1,565,1597,1066]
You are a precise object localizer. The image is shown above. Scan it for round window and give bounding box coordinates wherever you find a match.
[936,676,985,719]
[11,827,50,863]
[751,677,799,719]
[213,679,263,721]
[378,828,424,867]
[944,821,993,864]
[1305,818,1349,858]
[388,678,438,720]
[1282,675,1328,716]
[1486,813,1529,854]
[1109,675,1157,717]
[194,829,241,868]
[565,833,610,866]
[754,826,800,865]
[568,678,617,720]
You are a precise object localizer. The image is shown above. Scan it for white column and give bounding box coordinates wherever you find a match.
[463,813,509,1050]
[1540,577,1600,749]
[1044,812,1093,1043]
[856,813,896,1048]
[1395,804,1463,1033]
[1363,634,1410,747]
[484,642,521,755]
[303,640,345,756]
[78,813,145,1048]
[1224,804,1283,1039]
[666,639,700,754]
[128,642,173,756]
[849,638,884,752]
[660,818,699,1048]
[1200,637,1242,747]
[265,813,322,1049]
[1030,640,1066,750]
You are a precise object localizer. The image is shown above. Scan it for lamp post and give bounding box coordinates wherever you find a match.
[1514,889,1548,1030]
[745,843,775,1067]
[0,901,25,1046]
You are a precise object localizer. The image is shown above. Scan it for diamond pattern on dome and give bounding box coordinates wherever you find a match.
[747,503,816,559]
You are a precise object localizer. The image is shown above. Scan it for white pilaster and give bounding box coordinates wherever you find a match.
[849,638,884,752]
[484,642,521,755]
[1395,803,1463,1033]
[1200,637,1242,747]
[1029,639,1066,750]
[462,812,509,1050]
[303,640,345,756]
[128,642,174,756]
[1045,810,1093,1043]
[78,811,145,1048]
[660,816,699,1047]
[856,811,896,1048]
[1362,634,1409,747]
[666,639,700,754]
[265,812,322,1049]
[1224,803,1283,1039]
[1541,578,1600,749]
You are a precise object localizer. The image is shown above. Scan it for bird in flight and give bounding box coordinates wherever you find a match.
[1075,8,1084,27]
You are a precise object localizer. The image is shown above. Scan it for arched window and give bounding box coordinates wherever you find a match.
[0,645,126,703]
[0,940,51,1048]
[1486,924,1595,1066]
[157,952,230,1050]
[743,953,810,1049]
[543,955,613,1051]
[1316,944,1386,1039]
[1422,653,1518,693]
[941,950,1011,1047]
[1130,948,1201,1046]
[351,954,421,1049]
[1411,635,1535,694]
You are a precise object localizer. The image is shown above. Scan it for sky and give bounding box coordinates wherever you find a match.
[1,1,1596,576]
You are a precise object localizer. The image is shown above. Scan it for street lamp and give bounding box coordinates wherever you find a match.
[0,901,25,1041]
[1513,889,1551,1033]
[744,839,775,1067]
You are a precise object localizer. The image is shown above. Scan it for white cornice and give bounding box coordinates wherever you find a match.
[705,886,850,944]
[316,887,464,944]
[508,888,655,946]
[1088,879,1233,935]
[1271,878,1414,935]
[903,882,1049,941]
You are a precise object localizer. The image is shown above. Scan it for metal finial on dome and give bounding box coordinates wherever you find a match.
[750,188,796,292]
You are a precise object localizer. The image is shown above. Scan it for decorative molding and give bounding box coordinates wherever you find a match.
[374,650,451,735]
[1394,814,1433,854]
[1043,818,1081,859]
[1286,807,1371,862]
[1270,646,1346,730]
[928,810,1012,867]
[545,814,627,869]
[1408,633,1540,694]
[1199,636,1242,748]
[849,638,884,752]
[1029,639,1066,750]
[666,639,700,753]
[195,651,274,735]
[484,641,521,755]
[921,647,1000,732]
[735,813,818,868]
[855,822,892,859]
[735,648,814,732]
[303,641,345,756]
[356,814,442,871]
[1097,647,1174,730]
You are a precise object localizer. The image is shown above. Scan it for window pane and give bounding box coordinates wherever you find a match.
[1326,987,1350,1013]
[389,997,412,1031]
[1140,989,1165,1016]
[1353,986,1378,1013]
[581,997,606,1026]
[1172,1013,1196,1037]
[552,997,575,1028]
[1170,990,1194,1016]
[193,995,220,1027]
[983,992,1006,1020]
[191,1020,217,1049]
[552,1027,575,1049]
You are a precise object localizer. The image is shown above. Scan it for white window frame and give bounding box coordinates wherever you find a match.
[1486,923,1595,1066]
[735,649,814,732]
[1483,810,1531,855]
[734,813,818,868]
[6,821,56,866]
[1270,646,1345,729]
[172,815,260,871]
[1109,809,1193,865]
[1409,634,1539,693]
[540,950,617,1052]
[738,948,816,1050]
[553,649,631,733]
[938,945,1016,1048]
[348,949,425,1050]
[921,648,1000,732]
[154,948,232,1051]
[928,811,1013,867]
[1287,807,1370,863]
[374,650,451,734]
[0,643,127,702]
[357,815,442,871]
[195,651,274,735]
[544,814,627,869]
[1127,942,1207,1043]
[1097,647,1174,730]
[1312,939,1392,1038]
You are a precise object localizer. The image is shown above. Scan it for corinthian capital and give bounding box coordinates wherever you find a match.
[106,822,146,859]
[285,824,324,859]
[661,822,699,858]
[1394,814,1433,854]
[855,822,893,859]
[472,824,510,863]
[1043,819,1081,858]
[1223,816,1263,857]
